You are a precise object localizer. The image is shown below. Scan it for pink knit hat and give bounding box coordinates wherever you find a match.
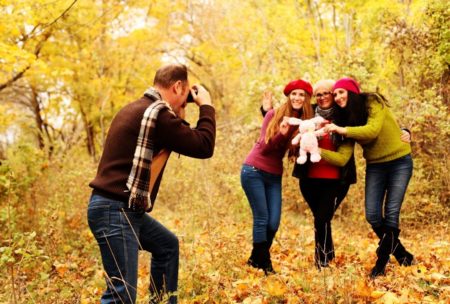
[333,77,360,94]
[283,79,313,96]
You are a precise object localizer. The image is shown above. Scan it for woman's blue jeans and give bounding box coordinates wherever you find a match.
[240,164,282,243]
[365,154,413,229]
[88,193,179,304]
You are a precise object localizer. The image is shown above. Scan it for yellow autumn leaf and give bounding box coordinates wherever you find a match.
[411,264,428,278]
[430,272,449,283]
[375,291,400,304]
[236,282,250,293]
[53,261,69,277]
[371,290,385,299]
[242,297,263,304]
[354,279,373,298]
[264,277,287,297]
[196,246,205,254]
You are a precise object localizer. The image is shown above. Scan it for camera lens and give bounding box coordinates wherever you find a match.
[187,87,198,103]
[187,92,194,103]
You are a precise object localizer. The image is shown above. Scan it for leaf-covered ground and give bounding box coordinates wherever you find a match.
[137,202,450,304]
[1,152,449,303]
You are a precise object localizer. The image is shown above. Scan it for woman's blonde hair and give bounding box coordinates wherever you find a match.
[264,94,314,145]
[313,79,335,95]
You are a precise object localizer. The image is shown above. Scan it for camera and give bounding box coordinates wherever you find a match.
[187,86,198,103]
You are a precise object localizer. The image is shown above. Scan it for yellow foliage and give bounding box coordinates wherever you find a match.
[376,291,400,304]
[263,277,287,297]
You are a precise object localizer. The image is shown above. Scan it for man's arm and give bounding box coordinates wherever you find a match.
[156,85,216,158]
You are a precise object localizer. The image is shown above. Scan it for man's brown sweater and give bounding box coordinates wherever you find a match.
[89,95,216,202]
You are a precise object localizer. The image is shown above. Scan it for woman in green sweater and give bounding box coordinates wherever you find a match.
[324,77,414,278]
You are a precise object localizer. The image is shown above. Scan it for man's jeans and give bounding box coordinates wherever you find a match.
[88,193,179,304]
[365,154,413,229]
[240,164,282,243]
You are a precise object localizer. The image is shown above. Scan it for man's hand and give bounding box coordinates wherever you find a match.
[192,85,212,106]
[262,91,273,112]
[323,123,347,135]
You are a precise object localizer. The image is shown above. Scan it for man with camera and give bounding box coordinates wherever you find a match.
[88,64,215,304]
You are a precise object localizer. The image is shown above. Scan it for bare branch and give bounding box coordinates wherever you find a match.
[0,29,52,92]
[0,67,32,91]
[42,0,79,29]
[0,1,79,92]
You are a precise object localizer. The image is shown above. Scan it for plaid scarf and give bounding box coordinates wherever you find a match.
[126,88,174,212]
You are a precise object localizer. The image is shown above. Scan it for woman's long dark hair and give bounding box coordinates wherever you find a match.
[339,91,389,127]
[341,91,369,127]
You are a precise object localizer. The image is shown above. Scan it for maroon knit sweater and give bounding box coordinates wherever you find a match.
[244,109,295,175]
[89,95,216,202]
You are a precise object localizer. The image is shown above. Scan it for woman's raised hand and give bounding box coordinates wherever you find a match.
[262,91,274,112]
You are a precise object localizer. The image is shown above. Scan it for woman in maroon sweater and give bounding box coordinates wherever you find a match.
[241,79,314,274]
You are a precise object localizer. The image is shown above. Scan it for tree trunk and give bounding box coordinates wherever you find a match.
[29,86,55,154]
[303,0,322,65]
[29,87,45,149]
[441,65,450,106]
[332,4,339,51]
[79,103,97,160]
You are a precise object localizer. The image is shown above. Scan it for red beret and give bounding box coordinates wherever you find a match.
[283,79,313,96]
[333,77,361,94]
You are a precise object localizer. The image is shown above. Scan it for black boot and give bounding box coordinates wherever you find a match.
[370,227,394,278]
[315,245,333,269]
[314,238,328,269]
[264,230,277,274]
[267,229,276,249]
[247,242,276,274]
[314,247,329,269]
[392,228,414,266]
[314,222,334,269]
[373,225,384,240]
[247,242,265,268]
[263,241,276,275]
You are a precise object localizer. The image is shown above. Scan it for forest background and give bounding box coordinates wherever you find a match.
[0,0,449,303]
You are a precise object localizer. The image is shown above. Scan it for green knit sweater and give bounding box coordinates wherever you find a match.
[320,139,355,167]
[344,96,411,164]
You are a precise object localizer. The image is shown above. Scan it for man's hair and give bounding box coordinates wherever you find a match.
[153,64,188,88]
